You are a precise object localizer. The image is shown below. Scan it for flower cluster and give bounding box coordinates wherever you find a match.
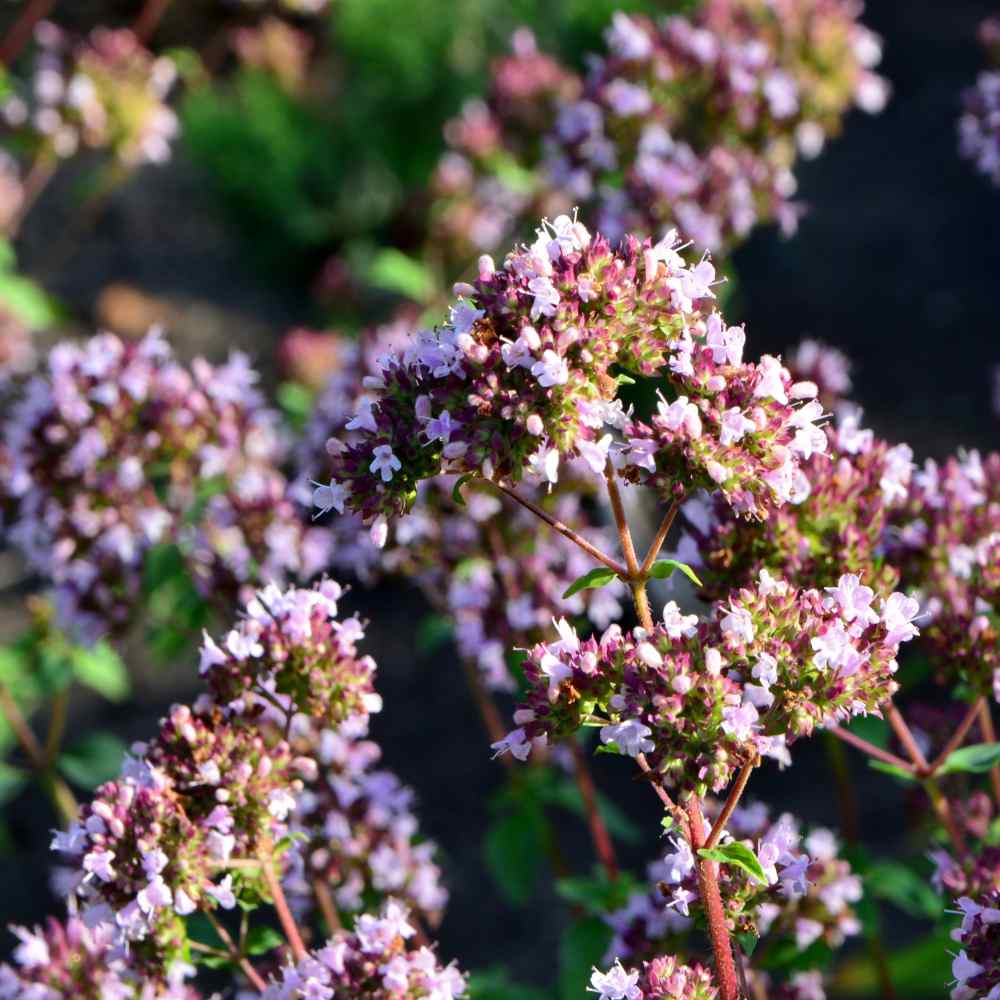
[589,956,717,1000]
[52,702,310,972]
[427,1,886,273]
[0,917,200,999]
[950,891,1000,1000]
[958,17,1000,185]
[1,23,178,166]
[303,320,624,690]
[494,569,917,796]
[283,717,449,925]
[323,221,822,531]
[1,329,329,639]
[260,899,466,1000]
[685,415,914,599]
[606,803,860,963]
[889,450,1000,700]
[199,580,381,728]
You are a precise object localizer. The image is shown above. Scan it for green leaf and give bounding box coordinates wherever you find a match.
[734,930,759,957]
[833,928,952,998]
[556,870,640,915]
[451,473,476,507]
[69,642,129,702]
[277,381,315,431]
[648,559,703,587]
[868,760,917,783]
[562,567,618,600]
[559,917,611,1000]
[846,714,890,749]
[864,860,943,919]
[535,767,641,845]
[467,968,548,1000]
[245,925,285,956]
[0,268,61,328]
[698,842,767,884]
[483,798,546,907]
[938,742,1000,775]
[416,614,453,654]
[367,248,434,303]
[58,732,127,789]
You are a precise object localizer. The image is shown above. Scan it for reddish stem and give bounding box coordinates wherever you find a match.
[262,861,308,962]
[203,908,267,991]
[604,467,640,576]
[0,0,56,66]
[133,0,172,44]
[490,480,626,577]
[687,796,740,1000]
[929,698,985,773]
[977,701,1000,811]
[705,758,757,850]
[571,741,619,880]
[886,704,931,773]
[639,496,685,576]
[828,725,916,774]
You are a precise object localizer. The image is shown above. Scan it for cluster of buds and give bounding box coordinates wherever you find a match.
[607,803,860,965]
[427,1,885,272]
[51,703,310,973]
[0,329,330,640]
[889,450,1000,700]
[686,415,914,599]
[950,892,1000,1000]
[322,220,823,532]
[259,898,466,1000]
[589,956,717,1000]
[493,569,917,797]
[0,917,200,999]
[199,580,381,728]
[304,320,624,690]
[1,22,178,166]
[283,717,449,924]
[958,17,1000,185]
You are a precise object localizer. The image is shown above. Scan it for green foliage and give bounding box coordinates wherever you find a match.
[833,928,953,998]
[555,869,640,916]
[484,788,547,906]
[868,759,917,783]
[245,925,285,956]
[367,248,435,303]
[648,559,703,587]
[58,732,127,790]
[558,917,610,1000]
[142,543,211,659]
[0,239,62,328]
[863,859,942,920]
[277,381,316,432]
[698,841,768,884]
[937,741,1000,774]
[468,968,549,1000]
[0,762,29,807]
[68,642,129,702]
[563,567,618,600]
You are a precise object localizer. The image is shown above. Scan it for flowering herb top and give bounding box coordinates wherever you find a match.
[1,329,329,639]
[494,570,917,797]
[890,451,1000,702]
[259,898,467,1000]
[589,955,717,1000]
[321,220,825,530]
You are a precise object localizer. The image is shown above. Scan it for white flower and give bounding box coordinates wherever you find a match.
[600,719,654,757]
[588,961,641,1000]
[531,349,570,388]
[369,445,401,483]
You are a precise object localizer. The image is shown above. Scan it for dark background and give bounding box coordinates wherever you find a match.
[1,0,997,995]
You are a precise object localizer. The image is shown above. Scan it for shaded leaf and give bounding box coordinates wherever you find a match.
[865,860,943,919]
[58,732,127,790]
[368,248,434,303]
[69,642,129,702]
[868,760,917,783]
[939,742,1000,775]
[245,925,285,956]
[559,917,611,1000]
[483,798,546,907]
[563,567,618,600]
[648,559,702,587]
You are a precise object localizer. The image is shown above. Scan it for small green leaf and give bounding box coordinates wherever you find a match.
[559,917,611,1000]
[276,381,315,431]
[367,248,434,303]
[939,742,1000,775]
[245,925,285,956]
[451,473,476,506]
[648,559,703,587]
[483,799,546,907]
[865,860,943,919]
[416,614,453,654]
[698,842,767,884]
[69,641,129,702]
[868,760,917,783]
[555,871,639,915]
[563,567,618,599]
[58,732,127,789]
[734,930,759,956]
